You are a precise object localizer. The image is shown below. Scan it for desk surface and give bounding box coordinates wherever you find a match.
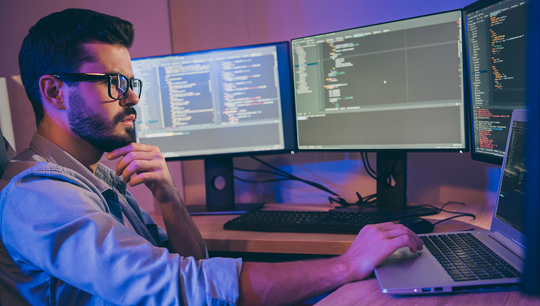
[315,278,540,306]
[151,202,494,255]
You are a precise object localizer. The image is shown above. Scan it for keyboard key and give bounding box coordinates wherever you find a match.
[447,270,462,276]
[423,232,520,281]
[453,276,478,282]
[479,275,504,280]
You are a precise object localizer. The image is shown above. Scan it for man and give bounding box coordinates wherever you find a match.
[0,8,423,306]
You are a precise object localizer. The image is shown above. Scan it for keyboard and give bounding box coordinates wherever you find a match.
[421,233,521,282]
[223,210,395,234]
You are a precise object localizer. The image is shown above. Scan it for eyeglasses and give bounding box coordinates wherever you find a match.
[54,73,143,100]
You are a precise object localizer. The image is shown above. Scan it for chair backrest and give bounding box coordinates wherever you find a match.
[0,127,9,178]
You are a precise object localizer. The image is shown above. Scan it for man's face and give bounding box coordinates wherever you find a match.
[66,43,138,152]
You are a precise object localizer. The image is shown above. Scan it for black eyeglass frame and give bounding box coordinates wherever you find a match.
[53,73,143,100]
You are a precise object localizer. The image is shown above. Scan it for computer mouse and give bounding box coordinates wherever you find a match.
[398,216,434,234]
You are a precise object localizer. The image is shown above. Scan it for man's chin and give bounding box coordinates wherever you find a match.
[90,135,136,152]
[120,126,136,140]
[112,127,136,144]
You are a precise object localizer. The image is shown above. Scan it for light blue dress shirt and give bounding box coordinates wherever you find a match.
[0,134,242,305]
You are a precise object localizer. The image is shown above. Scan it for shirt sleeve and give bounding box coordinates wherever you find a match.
[131,191,210,259]
[0,167,240,305]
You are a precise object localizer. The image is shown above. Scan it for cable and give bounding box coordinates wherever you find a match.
[360,152,400,188]
[415,202,475,217]
[331,192,377,207]
[236,158,476,226]
[234,167,290,178]
[361,152,378,180]
[233,156,342,198]
[250,156,340,197]
[432,214,476,226]
[328,197,349,205]
[250,156,296,179]
[363,152,377,175]
[413,201,476,226]
[233,176,290,184]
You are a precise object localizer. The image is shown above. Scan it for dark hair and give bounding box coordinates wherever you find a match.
[18,9,135,126]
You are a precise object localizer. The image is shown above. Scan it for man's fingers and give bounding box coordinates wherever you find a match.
[384,225,411,239]
[121,160,158,183]
[128,172,162,187]
[360,223,424,254]
[107,143,154,160]
[376,222,401,231]
[115,151,155,176]
[385,225,423,248]
[107,143,136,160]
[106,144,178,203]
[391,234,422,253]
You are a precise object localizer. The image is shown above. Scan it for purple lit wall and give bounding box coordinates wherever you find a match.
[170,0,477,53]
[0,0,502,212]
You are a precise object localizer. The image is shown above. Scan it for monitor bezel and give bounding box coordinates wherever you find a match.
[131,41,297,161]
[463,0,528,165]
[290,9,470,153]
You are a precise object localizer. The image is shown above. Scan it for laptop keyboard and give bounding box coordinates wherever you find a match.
[421,233,521,282]
[223,210,394,234]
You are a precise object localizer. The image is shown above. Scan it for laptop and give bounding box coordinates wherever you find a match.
[375,109,527,295]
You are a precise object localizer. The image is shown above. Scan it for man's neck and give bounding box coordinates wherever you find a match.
[37,124,103,173]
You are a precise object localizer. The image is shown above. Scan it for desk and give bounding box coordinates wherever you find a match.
[150,202,494,255]
[152,202,540,305]
[314,278,540,306]
[153,204,540,306]
[193,203,353,255]
[152,203,350,255]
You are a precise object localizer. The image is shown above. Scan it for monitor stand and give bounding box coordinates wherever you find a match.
[186,157,264,215]
[333,152,438,219]
[376,151,407,208]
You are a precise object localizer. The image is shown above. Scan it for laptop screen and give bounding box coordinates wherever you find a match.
[495,119,527,233]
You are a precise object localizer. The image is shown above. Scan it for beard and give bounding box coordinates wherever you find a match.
[68,90,137,152]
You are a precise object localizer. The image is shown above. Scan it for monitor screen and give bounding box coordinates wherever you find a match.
[496,118,526,234]
[292,10,467,151]
[131,42,295,160]
[464,0,528,165]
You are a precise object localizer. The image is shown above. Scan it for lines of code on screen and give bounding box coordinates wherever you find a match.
[292,11,466,150]
[467,0,527,159]
[131,45,285,158]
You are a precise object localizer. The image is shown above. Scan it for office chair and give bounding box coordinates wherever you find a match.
[0,127,15,178]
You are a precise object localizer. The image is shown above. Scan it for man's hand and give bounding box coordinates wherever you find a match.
[107,143,180,204]
[108,143,205,258]
[339,222,424,282]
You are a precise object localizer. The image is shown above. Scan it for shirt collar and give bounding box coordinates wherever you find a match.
[29,133,127,195]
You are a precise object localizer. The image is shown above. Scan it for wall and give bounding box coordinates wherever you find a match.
[0,0,502,212]
[0,0,177,213]
[169,0,502,208]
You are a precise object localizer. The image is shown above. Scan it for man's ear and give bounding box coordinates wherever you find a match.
[39,75,66,110]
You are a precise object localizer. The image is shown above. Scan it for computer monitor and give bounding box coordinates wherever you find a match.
[464,0,529,165]
[131,42,296,213]
[291,10,467,209]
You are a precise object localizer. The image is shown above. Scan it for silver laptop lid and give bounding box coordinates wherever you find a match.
[490,109,527,249]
